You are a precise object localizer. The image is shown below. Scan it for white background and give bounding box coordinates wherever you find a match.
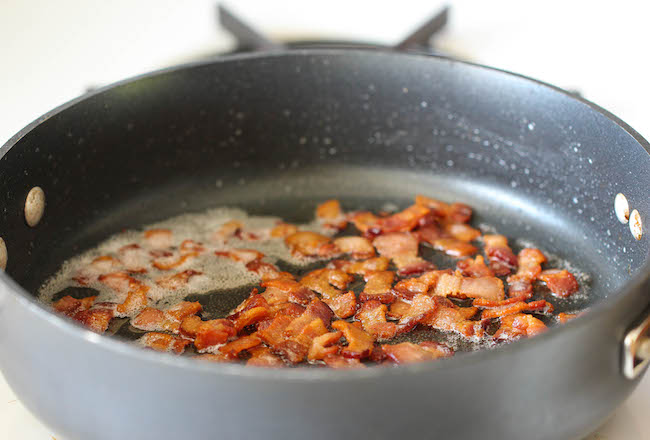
[1,1,650,438]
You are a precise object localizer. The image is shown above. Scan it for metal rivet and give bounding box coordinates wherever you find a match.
[25,186,45,227]
[630,209,643,240]
[615,193,630,224]
[0,238,7,270]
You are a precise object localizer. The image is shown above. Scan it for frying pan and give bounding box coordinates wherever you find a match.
[0,50,649,440]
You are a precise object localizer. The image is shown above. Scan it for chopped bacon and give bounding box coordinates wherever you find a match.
[118,244,148,273]
[98,272,143,295]
[414,224,447,245]
[179,315,203,339]
[350,211,381,235]
[115,288,148,318]
[257,314,294,350]
[415,195,472,223]
[557,312,578,324]
[373,232,421,268]
[387,298,411,320]
[376,204,432,234]
[494,313,547,340]
[422,297,480,338]
[245,260,294,281]
[194,319,237,352]
[359,271,395,303]
[331,321,374,359]
[308,331,342,361]
[285,231,339,257]
[213,220,242,241]
[397,261,437,277]
[444,223,481,242]
[247,346,285,367]
[480,300,552,320]
[327,256,390,275]
[214,248,265,264]
[284,299,333,338]
[155,270,202,290]
[355,300,397,340]
[392,270,449,299]
[506,248,547,298]
[230,306,269,332]
[457,255,494,278]
[316,199,343,219]
[72,306,114,334]
[90,255,121,272]
[166,301,203,321]
[382,341,453,365]
[152,253,196,271]
[432,238,478,257]
[434,273,505,302]
[132,301,202,333]
[483,234,518,276]
[539,269,579,297]
[323,354,366,369]
[396,294,438,333]
[332,236,375,259]
[299,268,353,300]
[140,332,190,354]
[53,295,96,316]
[219,334,262,358]
[270,222,299,238]
[323,291,357,319]
[144,229,173,249]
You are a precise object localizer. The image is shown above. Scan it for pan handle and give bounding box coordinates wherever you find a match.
[622,310,650,379]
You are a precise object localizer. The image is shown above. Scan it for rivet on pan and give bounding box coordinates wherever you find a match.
[0,237,7,270]
[25,186,45,227]
[615,193,629,224]
[630,209,643,240]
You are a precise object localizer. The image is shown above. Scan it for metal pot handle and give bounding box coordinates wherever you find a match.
[622,311,650,379]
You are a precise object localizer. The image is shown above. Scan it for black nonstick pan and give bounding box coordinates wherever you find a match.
[0,50,649,440]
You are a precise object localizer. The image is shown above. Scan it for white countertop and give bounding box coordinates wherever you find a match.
[1,1,650,438]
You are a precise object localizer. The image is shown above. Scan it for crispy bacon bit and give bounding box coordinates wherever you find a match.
[214,248,265,264]
[285,231,338,257]
[247,346,285,367]
[350,211,381,235]
[323,355,366,369]
[331,320,374,359]
[98,272,142,294]
[144,229,173,249]
[156,270,202,290]
[415,195,472,223]
[166,301,203,321]
[494,313,547,339]
[387,298,411,320]
[245,260,294,281]
[484,234,518,276]
[132,301,202,333]
[481,301,539,320]
[213,220,242,241]
[53,295,96,316]
[444,223,481,242]
[397,261,437,277]
[323,291,357,319]
[396,294,438,333]
[539,269,579,298]
[434,273,505,302]
[328,256,390,275]
[392,270,448,299]
[332,236,375,259]
[219,334,262,358]
[284,299,333,338]
[377,204,432,234]
[506,248,547,298]
[299,268,353,300]
[415,223,446,245]
[373,232,421,268]
[179,315,203,339]
[152,253,195,271]
[230,306,269,332]
[359,271,395,303]
[557,312,578,324]
[115,288,148,318]
[270,222,299,238]
[140,332,190,354]
[194,319,237,352]
[422,297,480,338]
[72,307,114,334]
[382,341,453,364]
[316,199,343,220]
[308,331,342,361]
[432,238,478,258]
[457,255,494,278]
[90,255,121,272]
[257,314,294,349]
[355,300,397,340]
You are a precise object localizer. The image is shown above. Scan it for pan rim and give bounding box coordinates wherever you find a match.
[1,48,649,381]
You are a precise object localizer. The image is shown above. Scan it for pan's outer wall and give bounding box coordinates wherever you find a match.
[0,51,649,440]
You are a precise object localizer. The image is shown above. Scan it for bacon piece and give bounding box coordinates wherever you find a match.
[284,299,333,338]
[133,301,203,333]
[457,255,494,278]
[247,346,285,367]
[355,300,398,339]
[414,224,447,245]
[98,272,143,295]
[245,260,294,281]
[359,271,395,303]
[415,195,472,223]
[230,306,269,332]
[323,354,366,369]
[396,261,437,278]
[377,204,432,234]
[396,294,438,333]
[506,248,547,298]
[444,223,481,242]
[285,231,339,257]
[323,291,357,319]
[90,255,121,272]
[316,199,342,219]
[484,234,518,276]
[373,232,422,268]
[557,312,578,324]
[167,301,203,321]
[494,313,547,339]
[422,297,480,338]
[308,331,342,361]
[214,248,265,264]
[350,211,381,236]
[481,302,534,320]
[156,270,202,290]
[144,229,172,249]
[392,270,449,299]
[72,307,114,333]
[194,319,237,352]
[53,295,96,316]
[261,279,317,306]
[179,315,203,339]
[118,244,148,273]
[382,341,453,365]
[299,268,353,300]
[140,332,190,354]
[432,238,478,257]
[331,321,374,359]
[219,334,262,358]
[152,253,196,271]
[434,273,504,302]
[213,220,242,241]
[257,314,294,350]
[539,269,579,298]
[327,256,390,275]
[270,222,299,238]
[332,236,375,259]
[387,298,411,320]
[115,288,148,318]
